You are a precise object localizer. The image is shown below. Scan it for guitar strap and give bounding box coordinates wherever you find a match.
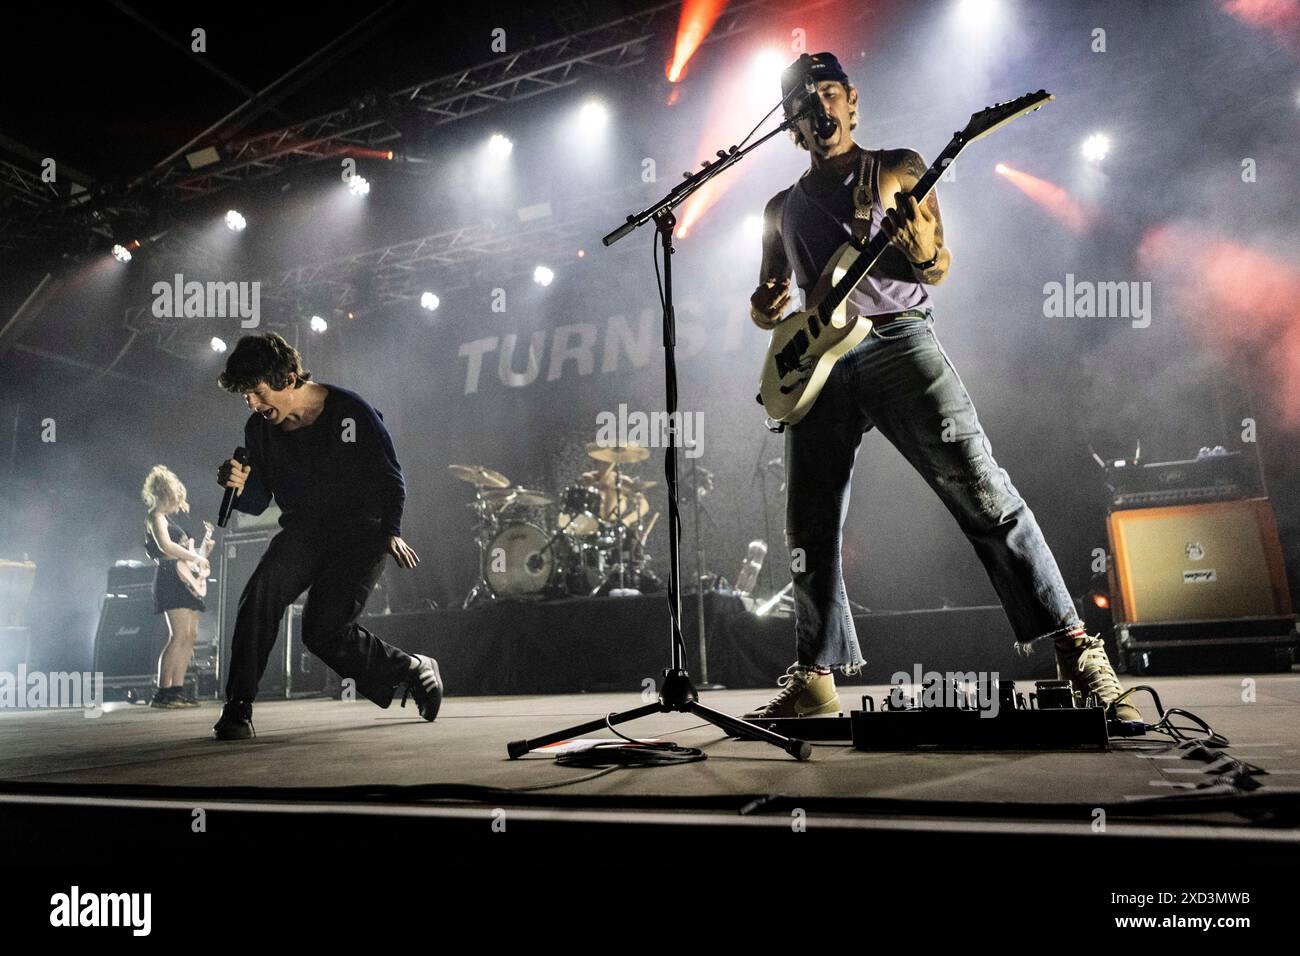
[850,148,878,242]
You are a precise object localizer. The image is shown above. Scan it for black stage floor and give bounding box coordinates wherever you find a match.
[3,676,1297,822]
[2,674,1296,928]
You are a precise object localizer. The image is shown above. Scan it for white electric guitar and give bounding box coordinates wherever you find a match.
[758,90,1054,425]
[176,521,214,599]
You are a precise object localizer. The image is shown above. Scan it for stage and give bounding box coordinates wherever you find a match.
[3,674,1297,856]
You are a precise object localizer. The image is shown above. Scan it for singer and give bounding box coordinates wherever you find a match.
[211,332,442,740]
[744,53,1140,723]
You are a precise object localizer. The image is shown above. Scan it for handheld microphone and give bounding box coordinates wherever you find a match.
[217,447,249,528]
[802,74,838,141]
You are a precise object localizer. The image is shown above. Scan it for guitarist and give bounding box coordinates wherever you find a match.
[142,465,212,708]
[745,53,1139,724]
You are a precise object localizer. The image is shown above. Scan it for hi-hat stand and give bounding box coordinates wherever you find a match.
[508,102,819,762]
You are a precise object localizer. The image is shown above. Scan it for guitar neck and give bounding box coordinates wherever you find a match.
[817,140,963,323]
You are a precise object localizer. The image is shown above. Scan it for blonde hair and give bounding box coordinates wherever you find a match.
[142,465,189,514]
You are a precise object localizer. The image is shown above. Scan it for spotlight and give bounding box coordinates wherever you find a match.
[225,210,247,232]
[309,315,327,333]
[348,175,370,197]
[488,134,514,159]
[578,100,608,131]
[751,49,786,84]
[1081,133,1110,163]
[742,214,763,240]
[533,265,554,287]
[994,162,1009,174]
[111,244,131,263]
[210,337,227,353]
[956,0,998,19]
[420,292,440,312]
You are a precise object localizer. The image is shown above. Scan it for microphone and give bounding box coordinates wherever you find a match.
[802,74,838,141]
[217,447,249,528]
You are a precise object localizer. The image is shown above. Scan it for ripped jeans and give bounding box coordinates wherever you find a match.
[783,313,1081,668]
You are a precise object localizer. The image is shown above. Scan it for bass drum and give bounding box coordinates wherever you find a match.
[485,522,556,598]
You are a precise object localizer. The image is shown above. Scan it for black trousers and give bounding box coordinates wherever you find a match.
[225,519,411,705]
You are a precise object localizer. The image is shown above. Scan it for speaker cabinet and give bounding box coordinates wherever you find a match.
[1107,498,1295,675]
[93,586,171,693]
[1107,498,1291,623]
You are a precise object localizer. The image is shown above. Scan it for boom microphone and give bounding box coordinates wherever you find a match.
[217,446,249,528]
[802,69,838,141]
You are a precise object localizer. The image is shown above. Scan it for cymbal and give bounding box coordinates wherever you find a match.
[580,470,658,492]
[585,441,650,465]
[448,464,510,488]
[481,486,554,507]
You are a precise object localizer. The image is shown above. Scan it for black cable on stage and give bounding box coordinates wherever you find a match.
[554,713,707,769]
[1108,684,1229,748]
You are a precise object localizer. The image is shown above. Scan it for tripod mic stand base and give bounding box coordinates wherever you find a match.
[506,667,811,761]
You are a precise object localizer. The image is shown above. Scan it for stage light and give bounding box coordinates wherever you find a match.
[225,210,247,232]
[348,175,370,197]
[210,337,227,353]
[666,0,727,82]
[743,214,763,239]
[751,49,786,85]
[533,265,554,287]
[309,315,327,333]
[578,100,609,131]
[1081,133,1110,162]
[1093,593,1110,610]
[995,163,1094,233]
[420,291,440,311]
[956,0,998,20]
[995,162,1009,175]
[488,134,514,159]
[111,244,131,263]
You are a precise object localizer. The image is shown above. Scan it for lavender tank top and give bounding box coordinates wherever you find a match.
[780,151,930,318]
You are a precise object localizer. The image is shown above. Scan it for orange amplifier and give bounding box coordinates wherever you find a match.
[1107,498,1291,623]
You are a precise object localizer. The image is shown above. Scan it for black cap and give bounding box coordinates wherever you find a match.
[780,52,850,101]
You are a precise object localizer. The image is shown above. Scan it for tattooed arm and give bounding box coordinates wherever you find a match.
[879,148,951,286]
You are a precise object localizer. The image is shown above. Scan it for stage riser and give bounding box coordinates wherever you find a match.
[361,596,1053,695]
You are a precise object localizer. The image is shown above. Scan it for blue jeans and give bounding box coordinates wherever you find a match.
[783,314,1081,668]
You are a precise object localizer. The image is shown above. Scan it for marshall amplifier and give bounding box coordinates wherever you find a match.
[92,584,171,697]
[1107,498,1295,674]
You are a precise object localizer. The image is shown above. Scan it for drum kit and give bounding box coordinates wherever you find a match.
[453,443,662,607]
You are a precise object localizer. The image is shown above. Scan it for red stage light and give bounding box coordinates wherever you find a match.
[665,0,728,82]
[1093,593,1110,610]
[993,163,1094,234]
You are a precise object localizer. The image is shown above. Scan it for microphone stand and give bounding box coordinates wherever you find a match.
[507,106,816,761]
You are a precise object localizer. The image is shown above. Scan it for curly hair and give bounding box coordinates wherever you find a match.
[785,81,859,151]
[217,332,312,394]
[142,465,189,514]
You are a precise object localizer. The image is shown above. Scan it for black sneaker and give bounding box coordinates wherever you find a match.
[213,700,256,740]
[172,687,201,709]
[400,654,443,721]
[149,686,188,710]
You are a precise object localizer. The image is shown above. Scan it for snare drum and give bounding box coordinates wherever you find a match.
[556,485,603,538]
[485,522,556,597]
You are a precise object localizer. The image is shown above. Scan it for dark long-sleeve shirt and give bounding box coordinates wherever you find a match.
[234,383,406,536]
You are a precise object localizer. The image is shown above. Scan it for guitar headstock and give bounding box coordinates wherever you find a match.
[960,90,1053,145]
[202,520,215,535]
